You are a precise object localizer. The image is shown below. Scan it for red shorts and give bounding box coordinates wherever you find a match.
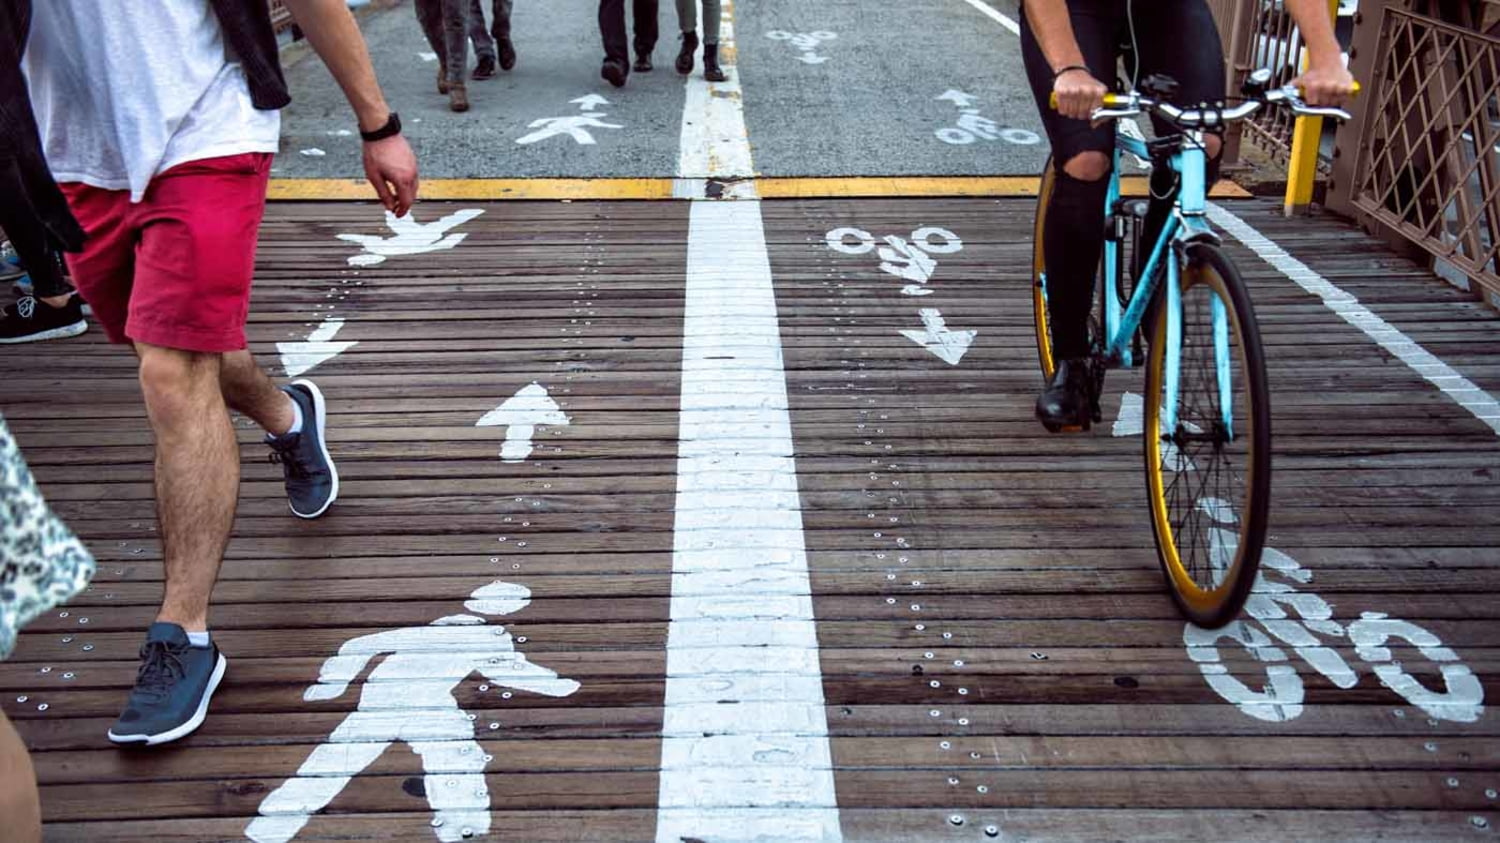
[60,153,273,353]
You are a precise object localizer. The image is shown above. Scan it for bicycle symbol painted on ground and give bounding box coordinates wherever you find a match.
[935,89,1041,146]
[825,226,963,296]
[1183,519,1485,724]
[765,30,836,64]
[1113,392,1484,724]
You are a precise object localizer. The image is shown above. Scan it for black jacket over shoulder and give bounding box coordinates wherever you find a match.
[212,0,292,110]
[0,0,83,252]
[1,0,289,249]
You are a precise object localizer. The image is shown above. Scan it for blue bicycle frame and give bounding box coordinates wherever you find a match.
[1091,129,1235,441]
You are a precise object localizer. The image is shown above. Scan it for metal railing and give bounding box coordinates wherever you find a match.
[270,0,295,33]
[1330,6,1500,302]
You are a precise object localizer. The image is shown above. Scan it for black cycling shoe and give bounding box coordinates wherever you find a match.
[675,31,698,74]
[1035,358,1094,433]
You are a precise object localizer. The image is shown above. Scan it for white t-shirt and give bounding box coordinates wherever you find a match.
[24,0,282,203]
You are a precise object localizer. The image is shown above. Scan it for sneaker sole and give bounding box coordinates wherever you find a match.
[107,652,228,746]
[290,378,340,519]
[0,320,87,344]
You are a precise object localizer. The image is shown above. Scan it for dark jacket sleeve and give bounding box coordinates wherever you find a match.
[0,0,86,253]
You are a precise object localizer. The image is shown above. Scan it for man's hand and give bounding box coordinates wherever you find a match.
[1053,68,1108,121]
[1291,61,1357,107]
[362,135,419,218]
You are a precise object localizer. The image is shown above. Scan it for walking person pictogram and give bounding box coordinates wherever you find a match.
[245,581,580,843]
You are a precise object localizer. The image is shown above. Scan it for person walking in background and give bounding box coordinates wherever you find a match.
[673,0,724,82]
[23,0,418,747]
[415,0,473,111]
[599,0,659,87]
[467,0,516,80]
[0,0,87,346]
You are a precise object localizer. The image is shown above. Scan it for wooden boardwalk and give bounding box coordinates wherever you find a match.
[3,196,1498,841]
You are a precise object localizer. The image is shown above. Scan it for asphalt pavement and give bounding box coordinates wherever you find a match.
[275,0,1048,179]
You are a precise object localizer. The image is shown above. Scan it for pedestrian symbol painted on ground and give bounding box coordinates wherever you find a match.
[516,95,622,146]
[338,209,485,267]
[825,225,962,295]
[765,30,836,64]
[934,90,1040,146]
[245,581,580,843]
[476,382,571,462]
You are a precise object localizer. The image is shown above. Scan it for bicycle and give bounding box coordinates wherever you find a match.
[1031,70,1354,628]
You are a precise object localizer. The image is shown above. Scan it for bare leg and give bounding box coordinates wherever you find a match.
[136,343,239,632]
[0,710,42,843]
[221,350,295,436]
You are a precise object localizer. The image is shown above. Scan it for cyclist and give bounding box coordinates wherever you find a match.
[1023,0,1355,430]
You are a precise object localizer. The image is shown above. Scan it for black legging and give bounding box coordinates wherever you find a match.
[600,0,658,64]
[0,161,71,298]
[1021,0,1224,360]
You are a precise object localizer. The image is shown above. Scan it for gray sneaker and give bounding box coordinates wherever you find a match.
[265,379,339,519]
[107,623,227,746]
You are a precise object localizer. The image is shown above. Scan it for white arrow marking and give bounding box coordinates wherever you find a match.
[899,308,976,365]
[337,209,485,267]
[278,318,357,378]
[938,89,978,108]
[796,52,829,64]
[571,94,611,112]
[417,51,438,62]
[476,383,572,463]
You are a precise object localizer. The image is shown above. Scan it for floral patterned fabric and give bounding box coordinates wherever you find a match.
[1,413,94,660]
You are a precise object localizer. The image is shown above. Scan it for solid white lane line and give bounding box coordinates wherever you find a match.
[1208,202,1500,435]
[959,0,1021,35]
[677,0,757,198]
[659,2,841,840]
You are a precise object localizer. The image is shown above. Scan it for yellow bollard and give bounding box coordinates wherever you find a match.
[1283,0,1341,216]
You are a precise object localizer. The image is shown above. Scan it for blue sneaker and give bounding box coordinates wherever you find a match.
[107,623,227,746]
[265,379,339,519]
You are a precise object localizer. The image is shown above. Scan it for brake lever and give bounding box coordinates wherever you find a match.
[1289,103,1353,121]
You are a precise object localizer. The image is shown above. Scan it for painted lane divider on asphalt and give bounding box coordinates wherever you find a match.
[956,0,1020,34]
[900,308,977,365]
[277,317,357,379]
[337,208,485,267]
[1109,396,1484,722]
[765,30,837,64]
[1207,203,1500,435]
[664,1,841,838]
[476,382,571,463]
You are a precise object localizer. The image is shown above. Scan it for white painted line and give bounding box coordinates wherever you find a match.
[958,0,1020,35]
[1207,203,1500,434]
[659,200,839,843]
[662,6,839,830]
[677,0,756,195]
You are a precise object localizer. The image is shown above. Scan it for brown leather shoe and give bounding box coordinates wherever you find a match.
[448,84,470,112]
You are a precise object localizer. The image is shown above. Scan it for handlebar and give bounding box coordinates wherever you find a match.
[1048,81,1359,128]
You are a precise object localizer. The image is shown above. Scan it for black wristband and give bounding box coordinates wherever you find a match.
[359,112,401,143]
[1053,64,1091,79]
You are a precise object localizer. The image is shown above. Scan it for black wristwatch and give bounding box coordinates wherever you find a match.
[359,112,402,143]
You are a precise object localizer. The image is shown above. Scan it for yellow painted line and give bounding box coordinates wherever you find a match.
[268,176,1251,201]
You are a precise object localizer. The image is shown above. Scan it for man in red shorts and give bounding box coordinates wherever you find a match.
[23,0,419,746]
